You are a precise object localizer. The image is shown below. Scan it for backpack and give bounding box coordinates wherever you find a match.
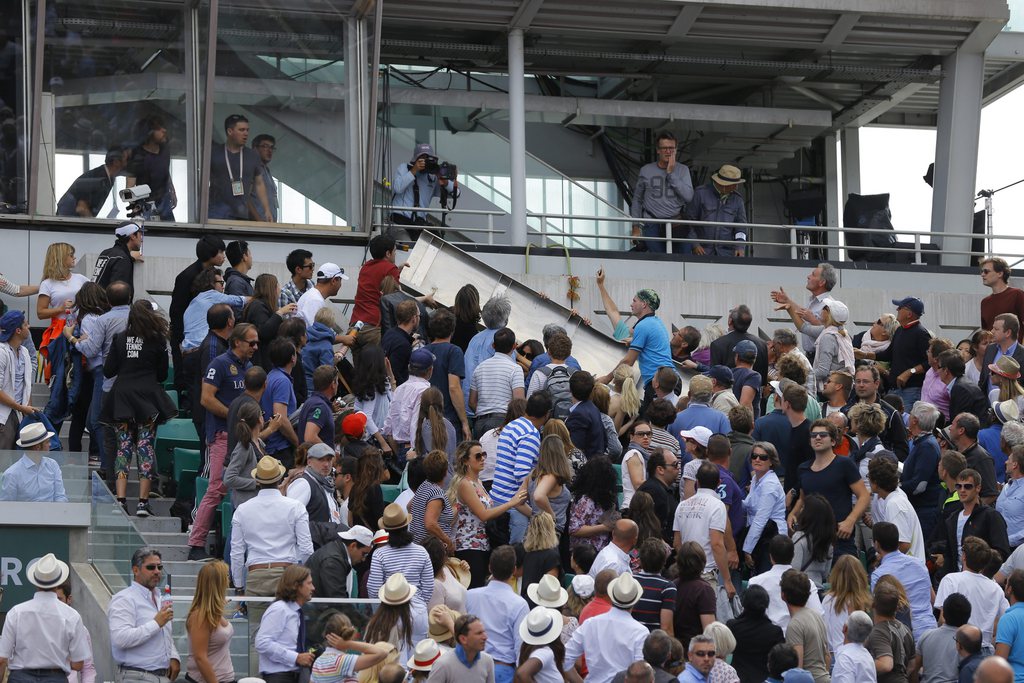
[539,365,574,419]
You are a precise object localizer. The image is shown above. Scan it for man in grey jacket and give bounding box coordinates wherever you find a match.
[630,131,694,254]
[685,164,748,257]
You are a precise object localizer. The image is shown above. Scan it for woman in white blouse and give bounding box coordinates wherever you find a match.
[741,441,787,574]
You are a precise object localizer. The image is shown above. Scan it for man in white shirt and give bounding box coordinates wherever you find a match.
[673,461,737,599]
[0,554,90,683]
[563,573,649,683]
[831,610,876,683]
[296,262,347,326]
[935,535,1009,648]
[590,519,639,578]
[770,263,837,358]
[108,548,180,683]
[231,456,314,651]
[748,535,823,633]
[868,457,926,561]
[383,349,433,454]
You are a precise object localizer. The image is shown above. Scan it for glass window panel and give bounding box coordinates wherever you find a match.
[208,5,348,226]
[0,2,30,213]
[42,0,188,221]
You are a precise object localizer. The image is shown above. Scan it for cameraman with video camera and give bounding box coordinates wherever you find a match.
[390,143,459,239]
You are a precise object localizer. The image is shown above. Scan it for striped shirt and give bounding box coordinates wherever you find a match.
[632,571,677,631]
[491,417,541,504]
[469,353,524,416]
[311,648,358,683]
[409,481,454,543]
[366,543,434,606]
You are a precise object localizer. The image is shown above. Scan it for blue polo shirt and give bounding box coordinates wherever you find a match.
[299,392,334,446]
[203,350,252,443]
[261,367,297,453]
[629,315,673,386]
[995,602,1024,681]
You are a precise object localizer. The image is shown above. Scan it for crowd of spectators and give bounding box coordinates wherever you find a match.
[5,241,1024,683]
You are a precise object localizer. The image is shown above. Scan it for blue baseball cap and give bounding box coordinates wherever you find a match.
[704,365,734,386]
[892,297,924,317]
[0,311,25,343]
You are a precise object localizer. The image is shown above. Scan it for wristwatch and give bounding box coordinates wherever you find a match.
[910,367,917,375]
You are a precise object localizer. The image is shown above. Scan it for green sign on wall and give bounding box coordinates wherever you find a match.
[0,528,70,611]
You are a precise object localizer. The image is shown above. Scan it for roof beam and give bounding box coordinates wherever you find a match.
[984,61,1024,102]
[663,5,702,43]
[786,84,844,111]
[814,13,860,55]
[831,79,931,129]
[509,0,546,30]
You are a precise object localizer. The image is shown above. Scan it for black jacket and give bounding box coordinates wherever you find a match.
[949,377,990,426]
[941,502,1010,571]
[875,321,931,389]
[93,241,134,291]
[710,330,769,385]
[962,442,999,501]
[306,538,355,599]
[169,259,205,339]
[978,343,1024,395]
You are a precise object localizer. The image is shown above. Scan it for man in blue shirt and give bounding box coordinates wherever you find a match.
[684,164,747,257]
[598,288,674,405]
[261,338,300,468]
[181,268,248,350]
[390,143,460,239]
[187,323,257,561]
[465,546,529,683]
[0,423,68,502]
[870,522,937,644]
[670,375,731,453]
[995,569,1024,681]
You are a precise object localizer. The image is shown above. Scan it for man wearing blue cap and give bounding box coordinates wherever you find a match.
[856,297,930,407]
[390,143,460,238]
[0,311,35,451]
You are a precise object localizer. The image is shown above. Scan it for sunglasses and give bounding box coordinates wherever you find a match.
[751,452,771,461]
[874,319,883,325]
[692,650,716,658]
[981,269,992,274]
[247,340,259,347]
[473,451,486,460]
[633,431,652,438]
[301,262,315,269]
[955,482,976,491]
[143,564,164,571]
[214,280,225,285]
[809,431,831,439]
[665,461,680,468]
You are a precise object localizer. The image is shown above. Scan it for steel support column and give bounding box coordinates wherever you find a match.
[840,127,860,199]
[930,50,985,267]
[508,28,527,246]
[824,132,842,262]
[346,16,367,230]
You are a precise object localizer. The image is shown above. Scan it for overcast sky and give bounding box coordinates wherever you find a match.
[860,84,1024,263]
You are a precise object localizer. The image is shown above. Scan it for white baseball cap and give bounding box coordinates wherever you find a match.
[316,262,348,281]
[338,525,374,547]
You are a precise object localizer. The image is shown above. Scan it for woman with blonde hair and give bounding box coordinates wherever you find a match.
[783,299,854,393]
[186,560,234,683]
[414,387,456,473]
[448,440,525,587]
[541,418,585,476]
[820,554,872,658]
[703,621,740,683]
[522,435,573,533]
[964,328,993,385]
[521,512,562,608]
[610,363,642,433]
[38,242,90,422]
[38,242,88,322]
[989,356,1024,414]
[590,382,623,460]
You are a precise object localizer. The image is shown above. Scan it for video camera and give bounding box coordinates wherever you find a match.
[119,184,155,219]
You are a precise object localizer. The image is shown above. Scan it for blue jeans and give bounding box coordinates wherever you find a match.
[88,366,107,469]
[640,221,668,254]
[892,386,922,411]
[9,670,68,683]
[509,508,529,544]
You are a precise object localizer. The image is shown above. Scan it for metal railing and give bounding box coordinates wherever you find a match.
[374,204,1024,263]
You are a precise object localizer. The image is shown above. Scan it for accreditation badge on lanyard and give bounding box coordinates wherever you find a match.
[226,146,244,196]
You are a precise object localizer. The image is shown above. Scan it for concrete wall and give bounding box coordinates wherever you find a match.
[72,562,115,683]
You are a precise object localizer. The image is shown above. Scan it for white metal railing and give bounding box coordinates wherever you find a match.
[374,204,1024,263]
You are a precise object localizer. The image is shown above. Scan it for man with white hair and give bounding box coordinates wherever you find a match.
[463,295,512,420]
[902,401,945,541]
[563,574,649,683]
[831,610,876,683]
[769,327,815,396]
[770,263,838,359]
[676,635,719,683]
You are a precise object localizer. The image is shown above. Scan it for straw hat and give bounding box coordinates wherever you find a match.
[372,529,390,546]
[16,422,55,448]
[443,558,471,589]
[990,356,1022,380]
[428,606,459,642]
[407,639,443,672]
[251,455,286,485]
[711,164,744,186]
[378,573,417,606]
[378,503,410,531]
[993,399,1020,425]
[608,573,643,609]
[519,606,563,646]
[526,573,568,608]
[27,553,70,589]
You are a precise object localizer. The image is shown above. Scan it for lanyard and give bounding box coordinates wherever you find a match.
[225,145,243,182]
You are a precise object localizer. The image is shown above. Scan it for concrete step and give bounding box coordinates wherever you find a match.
[134,516,183,533]
[141,530,191,546]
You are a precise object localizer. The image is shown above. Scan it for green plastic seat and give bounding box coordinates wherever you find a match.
[173,448,201,500]
[165,389,179,408]
[154,419,201,478]
[381,484,401,503]
[562,572,575,589]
